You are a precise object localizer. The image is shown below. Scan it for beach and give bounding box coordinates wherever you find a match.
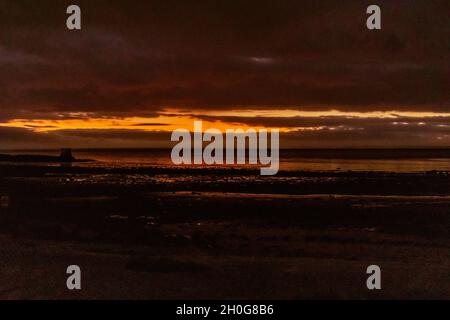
[1,151,449,299]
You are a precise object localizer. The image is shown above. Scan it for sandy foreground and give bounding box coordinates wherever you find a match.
[0,166,449,299]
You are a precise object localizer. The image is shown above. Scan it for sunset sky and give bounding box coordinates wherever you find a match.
[0,0,448,149]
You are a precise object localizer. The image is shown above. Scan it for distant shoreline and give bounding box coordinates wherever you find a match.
[0,153,92,163]
[1,148,450,160]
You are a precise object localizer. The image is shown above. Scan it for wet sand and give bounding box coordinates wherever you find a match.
[0,164,449,299]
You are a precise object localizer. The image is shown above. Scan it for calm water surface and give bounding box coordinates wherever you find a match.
[3,149,450,172]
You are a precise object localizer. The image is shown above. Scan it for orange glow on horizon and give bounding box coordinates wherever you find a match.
[0,115,289,133]
[1,109,449,134]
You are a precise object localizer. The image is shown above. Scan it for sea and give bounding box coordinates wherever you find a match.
[2,148,450,172]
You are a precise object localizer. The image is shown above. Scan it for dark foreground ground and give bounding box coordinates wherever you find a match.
[0,164,449,299]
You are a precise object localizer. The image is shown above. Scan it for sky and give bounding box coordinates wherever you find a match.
[0,0,449,149]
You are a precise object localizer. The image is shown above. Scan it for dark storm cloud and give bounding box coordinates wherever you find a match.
[0,0,448,122]
[132,123,169,127]
[282,123,450,148]
[0,126,171,149]
[0,126,60,149]
[55,128,170,140]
